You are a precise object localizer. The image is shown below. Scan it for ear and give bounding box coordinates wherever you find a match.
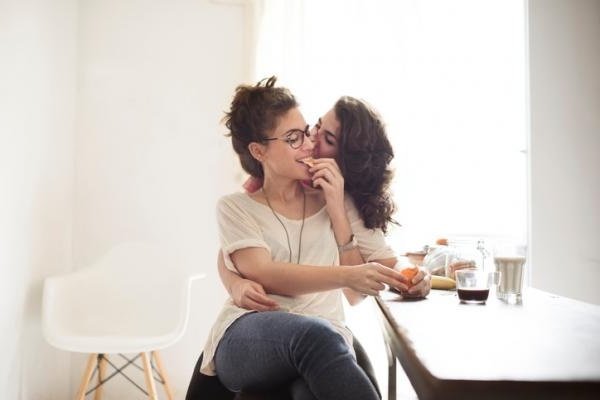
[248,142,266,162]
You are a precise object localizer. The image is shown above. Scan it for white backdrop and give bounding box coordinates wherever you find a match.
[72,0,247,398]
[1,0,76,398]
[1,0,250,398]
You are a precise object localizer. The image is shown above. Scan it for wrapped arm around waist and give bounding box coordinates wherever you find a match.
[229,246,404,297]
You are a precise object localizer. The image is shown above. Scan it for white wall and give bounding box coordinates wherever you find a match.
[528,0,600,304]
[72,0,247,398]
[1,0,248,398]
[0,0,78,398]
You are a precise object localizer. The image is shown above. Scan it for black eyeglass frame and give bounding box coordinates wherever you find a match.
[261,124,312,149]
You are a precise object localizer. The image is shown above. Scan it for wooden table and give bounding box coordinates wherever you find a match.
[375,288,600,399]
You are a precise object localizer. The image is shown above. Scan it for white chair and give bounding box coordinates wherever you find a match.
[42,242,205,400]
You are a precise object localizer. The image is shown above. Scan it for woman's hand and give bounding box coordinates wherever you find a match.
[397,267,431,298]
[230,278,279,312]
[309,158,345,216]
[344,262,408,296]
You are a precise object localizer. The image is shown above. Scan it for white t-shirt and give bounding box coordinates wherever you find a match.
[200,192,395,375]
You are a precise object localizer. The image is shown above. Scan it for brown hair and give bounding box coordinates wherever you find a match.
[223,76,298,178]
[334,96,397,233]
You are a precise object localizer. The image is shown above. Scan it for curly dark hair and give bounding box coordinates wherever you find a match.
[222,76,298,179]
[335,96,397,233]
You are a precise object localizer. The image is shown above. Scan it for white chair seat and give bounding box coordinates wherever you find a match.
[44,332,183,355]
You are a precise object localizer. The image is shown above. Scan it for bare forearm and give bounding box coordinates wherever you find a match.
[230,247,405,297]
[237,259,346,296]
[327,205,354,250]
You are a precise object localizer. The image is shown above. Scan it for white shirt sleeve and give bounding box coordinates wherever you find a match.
[217,195,270,272]
[345,196,396,262]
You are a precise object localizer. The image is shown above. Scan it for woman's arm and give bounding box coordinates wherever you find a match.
[311,159,407,303]
[217,251,279,311]
[229,246,405,297]
[311,158,431,301]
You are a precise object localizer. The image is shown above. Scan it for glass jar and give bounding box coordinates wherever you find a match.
[444,238,490,277]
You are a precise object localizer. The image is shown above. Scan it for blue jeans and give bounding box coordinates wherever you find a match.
[214,311,379,400]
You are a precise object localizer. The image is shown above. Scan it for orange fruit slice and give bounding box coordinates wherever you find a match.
[400,266,419,285]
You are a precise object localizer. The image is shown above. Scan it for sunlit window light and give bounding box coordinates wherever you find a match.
[253,0,527,254]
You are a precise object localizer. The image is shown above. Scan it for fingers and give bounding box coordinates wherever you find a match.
[407,276,430,296]
[311,171,342,192]
[407,269,432,297]
[410,269,426,285]
[382,277,409,292]
[310,161,343,186]
[362,277,387,296]
[311,157,341,173]
[311,177,330,191]
[233,280,279,311]
[349,263,414,296]
[376,263,405,281]
[396,273,411,286]
[243,297,279,312]
[372,263,408,292]
[311,167,341,183]
[246,290,279,309]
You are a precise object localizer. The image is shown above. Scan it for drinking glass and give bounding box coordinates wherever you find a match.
[492,242,526,304]
[455,269,494,304]
[493,255,526,304]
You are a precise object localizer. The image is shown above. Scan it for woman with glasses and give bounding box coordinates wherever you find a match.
[194,77,406,400]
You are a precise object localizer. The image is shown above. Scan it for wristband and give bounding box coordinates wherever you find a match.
[338,234,358,252]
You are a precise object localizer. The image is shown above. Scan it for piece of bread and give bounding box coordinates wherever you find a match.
[300,157,315,168]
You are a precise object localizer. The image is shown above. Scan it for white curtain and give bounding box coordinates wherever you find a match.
[251,0,527,253]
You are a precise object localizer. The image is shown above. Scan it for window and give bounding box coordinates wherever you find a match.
[253,0,527,253]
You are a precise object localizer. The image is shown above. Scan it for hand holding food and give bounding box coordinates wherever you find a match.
[345,262,407,296]
[395,265,431,298]
[302,157,347,217]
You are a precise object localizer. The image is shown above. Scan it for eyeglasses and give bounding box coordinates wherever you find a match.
[262,125,312,149]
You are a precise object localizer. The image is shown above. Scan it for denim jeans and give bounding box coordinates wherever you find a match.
[214,311,379,400]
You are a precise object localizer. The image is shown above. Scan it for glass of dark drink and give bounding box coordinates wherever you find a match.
[455,269,493,304]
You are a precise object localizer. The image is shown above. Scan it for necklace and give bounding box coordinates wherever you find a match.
[262,186,306,264]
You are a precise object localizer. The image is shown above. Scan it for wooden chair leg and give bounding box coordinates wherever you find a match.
[94,354,107,400]
[141,352,158,400]
[152,351,174,400]
[76,353,98,400]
